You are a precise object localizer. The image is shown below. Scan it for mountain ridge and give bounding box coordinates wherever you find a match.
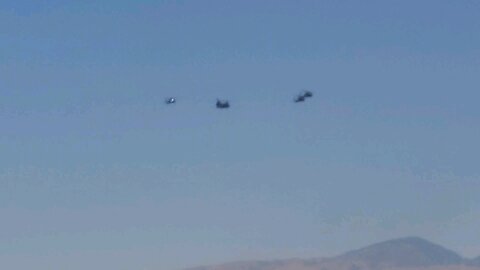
[332,237,464,267]
[185,237,480,270]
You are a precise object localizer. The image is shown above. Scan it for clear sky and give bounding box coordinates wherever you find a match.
[1,1,480,269]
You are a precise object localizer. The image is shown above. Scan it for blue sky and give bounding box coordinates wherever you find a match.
[1,1,480,269]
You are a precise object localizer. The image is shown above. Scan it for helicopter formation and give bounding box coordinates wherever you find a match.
[165,90,313,109]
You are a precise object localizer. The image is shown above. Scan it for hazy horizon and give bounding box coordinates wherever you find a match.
[1,1,480,269]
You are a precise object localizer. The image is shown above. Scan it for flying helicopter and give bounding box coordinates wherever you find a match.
[216,99,230,109]
[294,90,313,103]
[302,90,313,98]
[294,95,306,103]
[165,97,176,104]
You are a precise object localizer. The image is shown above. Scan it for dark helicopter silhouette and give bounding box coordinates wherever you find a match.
[294,90,313,103]
[302,90,313,98]
[216,99,230,109]
[294,95,306,103]
[165,97,176,104]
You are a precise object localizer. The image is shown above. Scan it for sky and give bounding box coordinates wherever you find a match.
[1,0,480,269]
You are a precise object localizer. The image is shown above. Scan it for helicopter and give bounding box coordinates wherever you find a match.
[294,90,313,103]
[216,99,230,109]
[165,97,176,104]
[302,90,313,98]
[294,95,306,103]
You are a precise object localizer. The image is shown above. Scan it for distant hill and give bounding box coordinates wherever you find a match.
[185,237,480,270]
[332,237,463,268]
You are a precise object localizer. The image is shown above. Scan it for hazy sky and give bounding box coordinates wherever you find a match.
[1,1,480,269]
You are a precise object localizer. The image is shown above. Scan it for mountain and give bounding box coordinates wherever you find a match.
[332,237,464,268]
[185,237,480,270]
